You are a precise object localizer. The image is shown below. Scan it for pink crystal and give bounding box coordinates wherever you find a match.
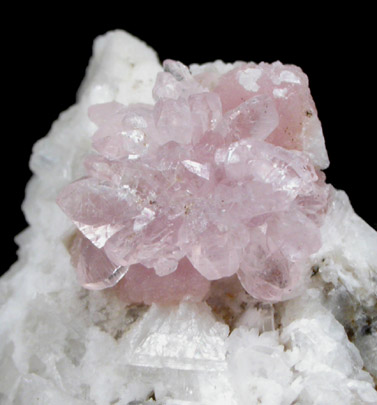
[70,231,127,290]
[57,59,330,304]
[115,257,210,305]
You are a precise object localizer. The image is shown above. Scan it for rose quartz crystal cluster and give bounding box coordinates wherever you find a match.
[57,60,330,304]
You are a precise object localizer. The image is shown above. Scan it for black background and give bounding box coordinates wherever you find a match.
[2,9,375,275]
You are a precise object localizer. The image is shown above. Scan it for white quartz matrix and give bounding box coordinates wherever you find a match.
[0,30,376,405]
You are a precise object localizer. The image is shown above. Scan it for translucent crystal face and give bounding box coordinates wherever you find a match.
[57,59,330,304]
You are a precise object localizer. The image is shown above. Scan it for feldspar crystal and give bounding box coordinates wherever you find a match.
[57,58,330,303]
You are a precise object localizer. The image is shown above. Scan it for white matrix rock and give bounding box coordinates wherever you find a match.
[0,30,376,405]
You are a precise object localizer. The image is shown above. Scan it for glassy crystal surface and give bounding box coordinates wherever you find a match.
[57,59,330,303]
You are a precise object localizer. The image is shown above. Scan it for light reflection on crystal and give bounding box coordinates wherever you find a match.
[57,59,331,304]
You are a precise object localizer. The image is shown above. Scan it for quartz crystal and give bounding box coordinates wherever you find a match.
[57,58,330,303]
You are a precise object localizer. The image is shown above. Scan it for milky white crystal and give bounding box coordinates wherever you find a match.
[0,30,376,405]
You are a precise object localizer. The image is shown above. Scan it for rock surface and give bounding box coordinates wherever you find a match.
[0,30,376,404]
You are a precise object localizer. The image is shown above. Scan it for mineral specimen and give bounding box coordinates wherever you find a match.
[57,58,331,303]
[1,31,376,405]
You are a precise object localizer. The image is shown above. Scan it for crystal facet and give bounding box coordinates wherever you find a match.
[57,58,330,303]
